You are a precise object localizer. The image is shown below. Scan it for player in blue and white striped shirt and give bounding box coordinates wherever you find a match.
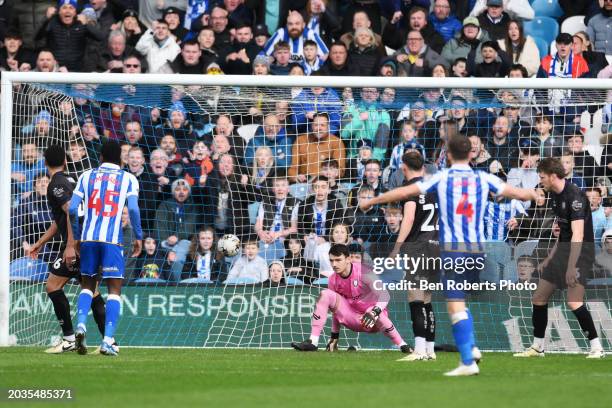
[263,11,329,63]
[484,198,527,242]
[361,135,537,376]
[69,141,143,356]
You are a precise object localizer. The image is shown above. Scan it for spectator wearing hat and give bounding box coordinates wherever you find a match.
[538,33,590,79]
[475,0,512,41]
[378,58,398,76]
[392,30,447,77]
[470,0,534,23]
[163,6,188,43]
[139,0,186,29]
[253,24,270,47]
[0,31,36,72]
[171,39,207,73]
[430,0,463,43]
[587,0,612,54]
[35,0,106,72]
[221,22,263,75]
[113,9,147,47]
[442,16,491,66]
[155,178,201,282]
[135,18,181,73]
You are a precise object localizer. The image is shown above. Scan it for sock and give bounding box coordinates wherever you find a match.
[425,302,435,343]
[466,308,476,348]
[590,338,602,351]
[47,290,74,338]
[377,313,405,346]
[104,294,122,341]
[572,304,598,341]
[533,337,545,351]
[426,342,435,355]
[310,290,335,339]
[451,311,474,365]
[409,301,427,338]
[533,304,548,341]
[414,337,426,354]
[91,295,106,337]
[76,289,94,331]
[309,335,320,346]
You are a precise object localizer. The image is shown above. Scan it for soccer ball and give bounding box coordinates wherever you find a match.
[217,234,241,257]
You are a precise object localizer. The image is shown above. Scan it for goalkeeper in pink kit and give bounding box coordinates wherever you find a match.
[292,244,410,352]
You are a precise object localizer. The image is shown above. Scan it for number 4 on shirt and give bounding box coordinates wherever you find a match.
[88,188,119,217]
[456,194,474,222]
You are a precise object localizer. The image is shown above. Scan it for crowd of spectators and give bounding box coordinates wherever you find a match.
[5,0,612,285]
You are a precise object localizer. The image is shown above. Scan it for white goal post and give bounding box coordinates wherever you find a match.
[1,72,611,348]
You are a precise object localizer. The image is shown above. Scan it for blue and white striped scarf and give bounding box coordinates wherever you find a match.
[184,0,209,30]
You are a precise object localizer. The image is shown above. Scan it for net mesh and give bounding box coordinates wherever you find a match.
[6,79,612,351]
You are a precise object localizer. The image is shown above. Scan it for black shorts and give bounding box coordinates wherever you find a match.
[403,240,441,285]
[541,260,590,289]
[48,256,80,280]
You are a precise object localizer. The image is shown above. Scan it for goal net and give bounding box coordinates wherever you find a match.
[1,73,611,352]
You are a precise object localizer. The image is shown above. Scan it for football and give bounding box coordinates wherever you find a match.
[217,234,241,257]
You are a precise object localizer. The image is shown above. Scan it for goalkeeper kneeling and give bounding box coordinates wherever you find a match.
[292,244,411,352]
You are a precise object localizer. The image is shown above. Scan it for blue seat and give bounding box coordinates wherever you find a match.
[532,36,550,60]
[248,201,260,225]
[524,17,559,46]
[134,277,167,283]
[312,278,328,286]
[180,278,214,284]
[531,0,564,19]
[285,276,304,286]
[225,276,259,285]
[289,183,309,201]
[10,257,48,282]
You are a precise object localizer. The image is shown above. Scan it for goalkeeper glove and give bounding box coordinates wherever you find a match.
[361,306,382,330]
[326,332,339,352]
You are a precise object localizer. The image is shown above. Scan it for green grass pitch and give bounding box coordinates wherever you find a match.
[1,347,611,407]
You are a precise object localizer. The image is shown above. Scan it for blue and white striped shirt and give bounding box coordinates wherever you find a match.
[484,199,526,242]
[263,27,329,62]
[417,164,506,251]
[72,163,140,245]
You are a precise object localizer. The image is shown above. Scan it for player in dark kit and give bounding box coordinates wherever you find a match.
[29,145,107,353]
[393,151,440,362]
[514,157,604,358]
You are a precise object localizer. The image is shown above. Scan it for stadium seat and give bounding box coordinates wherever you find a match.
[285,276,304,286]
[312,278,328,286]
[524,17,559,46]
[134,278,167,283]
[225,276,259,285]
[560,15,587,35]
[531,0,564,19]
[513,240,539,259]
[289,183,309,201]
[248,201,260,225]
[237,124,259,143]
[9,257,48,282]
[533,36,550,60]
[180,278,214,284]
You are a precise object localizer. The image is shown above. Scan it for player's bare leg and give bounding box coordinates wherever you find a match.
[514,280,556,357]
